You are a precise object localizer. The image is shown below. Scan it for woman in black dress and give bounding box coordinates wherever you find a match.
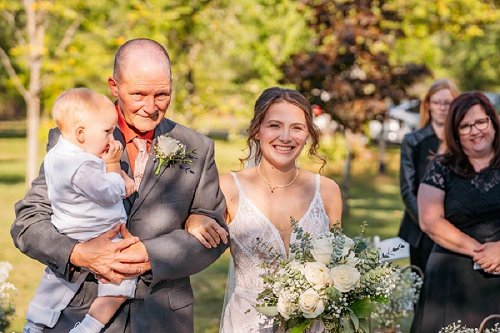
[411,91,500,333]
[399,79,459,273]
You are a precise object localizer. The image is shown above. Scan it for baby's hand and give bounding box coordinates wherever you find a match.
[102,140,123,164]
[185,214,228,249]
[122,171,136,198]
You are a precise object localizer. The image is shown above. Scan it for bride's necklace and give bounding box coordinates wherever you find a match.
[257,163,299,193]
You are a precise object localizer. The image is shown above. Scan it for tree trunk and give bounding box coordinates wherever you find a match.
[25,98,40,187]
[341,130,353,216]
[378,119,386,174]
[24,0,44,188]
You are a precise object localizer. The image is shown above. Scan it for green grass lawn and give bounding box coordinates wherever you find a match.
[0,132,408,333]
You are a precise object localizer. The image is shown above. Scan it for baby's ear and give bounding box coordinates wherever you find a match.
[75,125,86,143]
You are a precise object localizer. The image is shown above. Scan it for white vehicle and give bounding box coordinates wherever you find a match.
[368,99,420,145]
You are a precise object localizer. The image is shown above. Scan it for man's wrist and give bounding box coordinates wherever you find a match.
[69,242,83,268]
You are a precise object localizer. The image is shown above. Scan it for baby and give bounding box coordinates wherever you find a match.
[23,88,136,333]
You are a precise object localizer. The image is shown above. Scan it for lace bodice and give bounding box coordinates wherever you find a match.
[421,158,500,243]
[220,173,330,333]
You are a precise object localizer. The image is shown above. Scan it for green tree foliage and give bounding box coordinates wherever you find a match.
[0,0,311,121]
[175,0,313,127]
[281,0,431,132]
[0,0,312,183]
[0,0,119,184]
[389,0,500,91]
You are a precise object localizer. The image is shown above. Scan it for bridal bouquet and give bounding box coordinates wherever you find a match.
[256,220,399,333]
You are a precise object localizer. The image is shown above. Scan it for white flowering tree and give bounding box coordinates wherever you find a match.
[371,267,423,330]
[0,262,16,332]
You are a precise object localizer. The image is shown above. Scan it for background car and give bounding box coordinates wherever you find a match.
[368,99,420,145]
[369,92,500,145]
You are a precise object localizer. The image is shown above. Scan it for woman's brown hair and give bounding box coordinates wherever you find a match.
[240,87,326,171]
[441,91,500,177]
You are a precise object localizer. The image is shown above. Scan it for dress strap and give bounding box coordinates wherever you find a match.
[315,174,321,193]
[230,172,243,192]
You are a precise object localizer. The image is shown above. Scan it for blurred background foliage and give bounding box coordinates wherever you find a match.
[2,0,500,185]
[2,0,500,123]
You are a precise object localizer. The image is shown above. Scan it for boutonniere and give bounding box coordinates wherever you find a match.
[153,134,196,175]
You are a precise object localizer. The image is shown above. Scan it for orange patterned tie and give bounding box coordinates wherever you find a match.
[132,137,149,189]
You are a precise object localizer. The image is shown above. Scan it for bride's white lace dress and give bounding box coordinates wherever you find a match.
[220,173,330,333]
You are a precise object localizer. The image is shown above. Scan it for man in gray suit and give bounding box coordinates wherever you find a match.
[11,38,229,332]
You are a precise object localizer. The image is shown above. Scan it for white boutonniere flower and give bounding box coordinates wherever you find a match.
[153,134,196,175]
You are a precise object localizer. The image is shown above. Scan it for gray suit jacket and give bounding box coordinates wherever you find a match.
[11,118,229,332]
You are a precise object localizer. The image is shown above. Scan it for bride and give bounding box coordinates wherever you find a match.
[188,87,342,332]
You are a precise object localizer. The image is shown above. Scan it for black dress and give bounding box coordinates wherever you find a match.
[410,158,500,333]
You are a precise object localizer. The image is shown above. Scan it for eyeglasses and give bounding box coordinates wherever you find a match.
[457,117,490,135]
[430,100,452,108]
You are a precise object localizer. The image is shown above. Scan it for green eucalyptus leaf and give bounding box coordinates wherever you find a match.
[350,298,375,318]
[290,319,312,333]
[342,316,351,333]
[359,318,369,332]
[349,310,359,331]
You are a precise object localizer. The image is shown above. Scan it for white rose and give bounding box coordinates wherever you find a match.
[330,264,360,292]
[157,136,179,156]
[288,260,305,274]
[311,236,333,265]
[304,262,330,290]
[341,235,355,257]
[298,288,324,318]
[344,252,360,267]
[277,296,296,319]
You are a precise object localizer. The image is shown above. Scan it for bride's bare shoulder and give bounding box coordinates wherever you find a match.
[219,173,237,193]
[220,170,247,195]
[319,175,343,226]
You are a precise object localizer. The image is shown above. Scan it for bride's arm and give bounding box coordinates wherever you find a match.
[185,173,237,248]
[320,175,343,228]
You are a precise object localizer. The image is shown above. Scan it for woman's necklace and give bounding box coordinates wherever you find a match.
[257,163,299,193]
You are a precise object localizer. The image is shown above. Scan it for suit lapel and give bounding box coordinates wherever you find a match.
[129,119,175,217]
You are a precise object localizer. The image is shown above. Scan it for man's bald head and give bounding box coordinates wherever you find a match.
[113,38,171,82]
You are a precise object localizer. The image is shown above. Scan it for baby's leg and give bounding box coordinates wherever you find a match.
[70,275,135,333]
[68,296,127,333]
[89,295,128,324]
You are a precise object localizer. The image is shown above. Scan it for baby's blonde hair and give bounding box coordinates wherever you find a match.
[52,87,115,133]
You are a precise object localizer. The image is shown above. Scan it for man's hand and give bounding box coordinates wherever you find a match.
[118,224,152,278]
[185,214,228,249]
[70,224,149,284]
